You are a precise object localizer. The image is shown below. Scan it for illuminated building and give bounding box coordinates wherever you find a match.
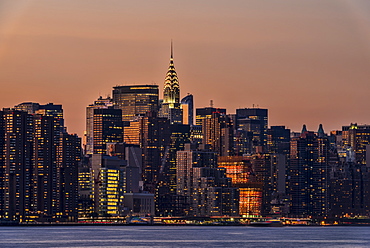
[92,108,123,154]
[269,153,288,215]
[122,112,171,196]
[236,108,268,153]
[99,168,122,216]
[112,85,159,122]
[191,167,238,217]
[329,125,370,218]
[106,142,142,172]
[234,129,253,156]
[329,148,370,217]
[78,156,94,218]
[189,125,202,145]
[267,126,290,154]
[122,112,172,214]
[0,110,33,222]
[56,132,81,221]
[250,153,273,216]
[168,124,191,191]
[163,43,180,106]
[159,43,182,124]
[202,111,234,156]
[31,114,55,220]
[177,144,238,216]
[137,112,171,194]
[85,96,113,154]
[218,156,262,217]
[91,154,126,216]
[181,94,194,126]
[288,125,330,218]
[0,104,81,222]
[123,119,141,145]
[195,107,226,126]
[342,123,370,165]
[90,148,150,217]
[156,124,190,216]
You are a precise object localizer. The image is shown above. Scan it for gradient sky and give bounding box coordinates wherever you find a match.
[1,0,370,136]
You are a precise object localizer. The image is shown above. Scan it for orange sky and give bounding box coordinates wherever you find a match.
[1,0,370,136]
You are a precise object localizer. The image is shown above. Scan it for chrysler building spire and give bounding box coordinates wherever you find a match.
[163,41,180,106]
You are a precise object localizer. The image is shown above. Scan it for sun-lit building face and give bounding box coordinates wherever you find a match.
[112,85,159,122]
[239,186,263,217]
[218,156,263,217]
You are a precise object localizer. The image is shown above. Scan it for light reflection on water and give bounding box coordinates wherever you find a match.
[1,226,370,248]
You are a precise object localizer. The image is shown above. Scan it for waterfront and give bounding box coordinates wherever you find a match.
[1,226,370,247]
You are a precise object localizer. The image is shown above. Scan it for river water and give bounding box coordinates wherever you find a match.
[1,225,370,247]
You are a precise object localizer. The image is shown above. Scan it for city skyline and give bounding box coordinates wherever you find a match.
[2,1,370,136]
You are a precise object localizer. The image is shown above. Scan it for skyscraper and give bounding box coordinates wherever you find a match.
[0,104,80,222]
[218,156,263,217]
[156,123,191,216]
[288,126,330,218]
[163,43,179,106]
[202,111,234,156]
[92,108,123,154]
[159,43,182,124]
[267,126,291,154]
[181,94,194,126]
[177,144,238,216]
[112,85,159,122]
[85,96,113,154]
[195,107,226,126]
[0,110,33,222]
[236,108,268,153]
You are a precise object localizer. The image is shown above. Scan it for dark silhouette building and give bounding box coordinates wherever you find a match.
[236,108,268,153]
[92,108,123,154]
[267,126,290,154]
[288,126,330,218]
[0,104,81,222]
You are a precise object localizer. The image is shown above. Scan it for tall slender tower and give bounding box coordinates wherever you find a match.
[163,41,180,106]
[159,42,182,124]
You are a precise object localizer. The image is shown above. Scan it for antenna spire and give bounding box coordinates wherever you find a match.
[171,39,173,58]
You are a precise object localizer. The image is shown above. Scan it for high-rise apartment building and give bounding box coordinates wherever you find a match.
[0,110,33,222]
[0,104,80,222]
[56,132,81,221]
[288,126,330,218]
[329,148,370,218]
